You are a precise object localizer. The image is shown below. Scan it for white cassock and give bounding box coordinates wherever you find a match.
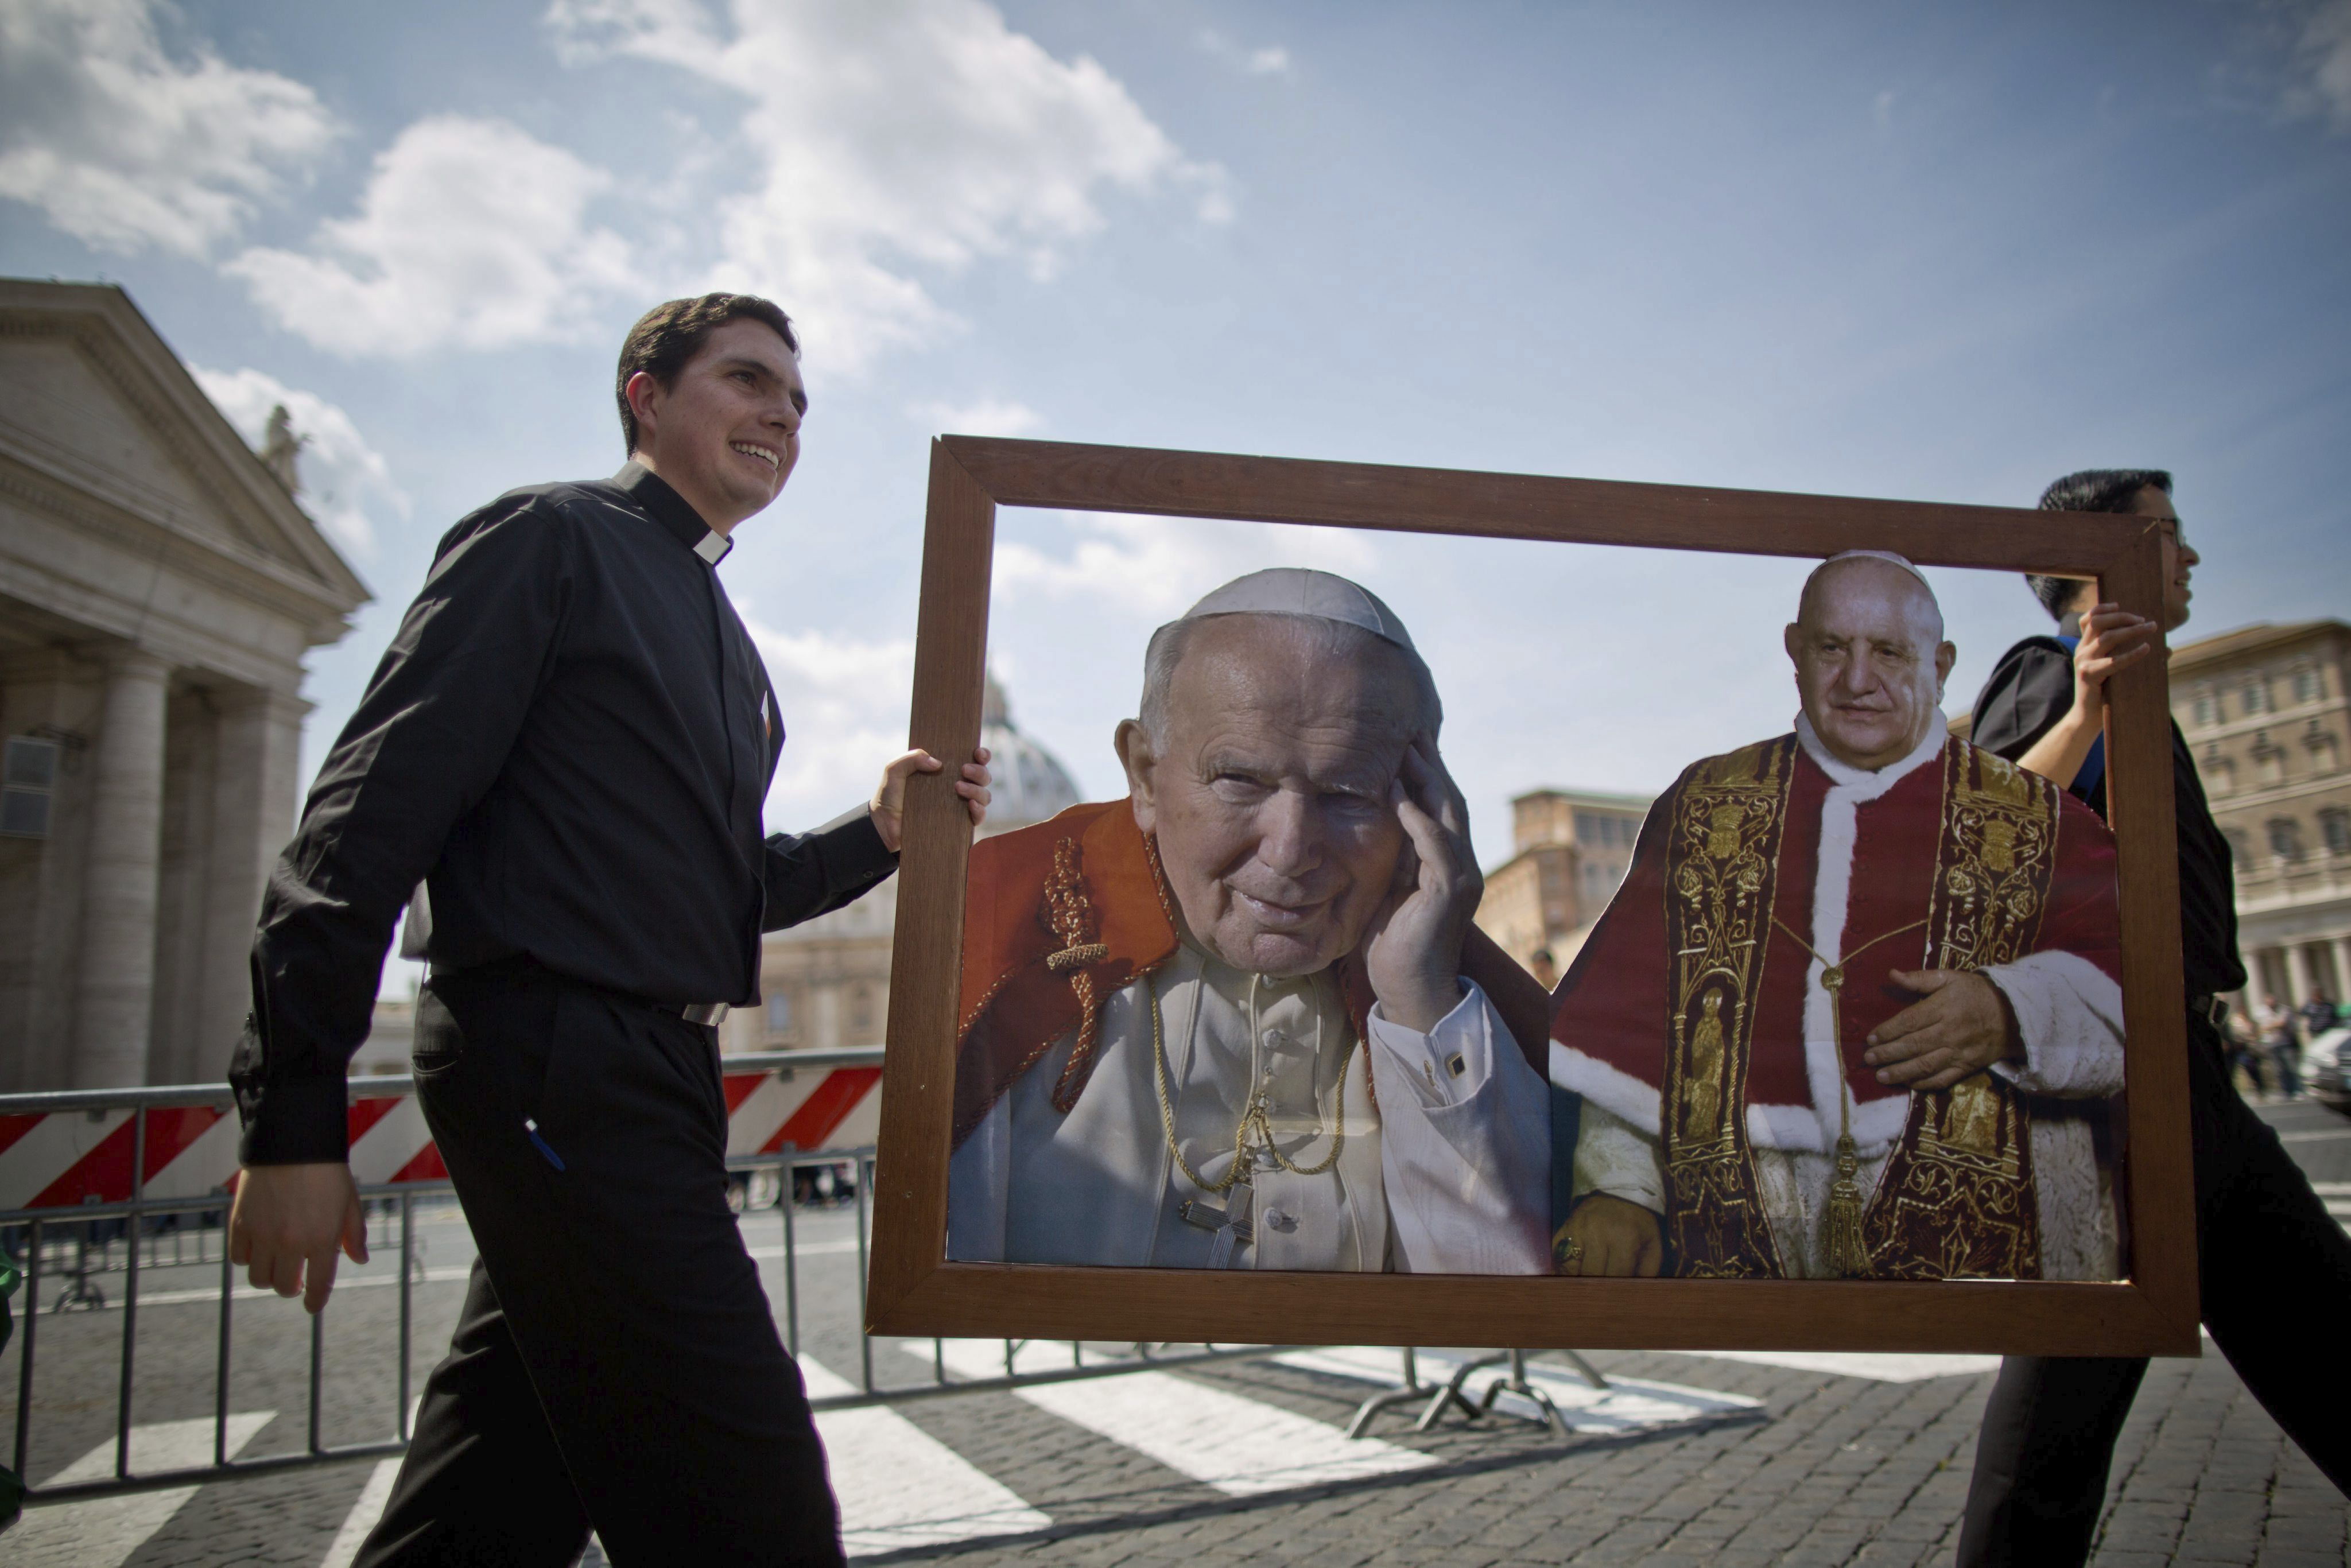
[948,934,1552,1272]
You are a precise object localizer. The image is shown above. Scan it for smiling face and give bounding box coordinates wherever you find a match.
[1784,557,1957,771]
[624,316,806,533]
[1116,617,1421,977]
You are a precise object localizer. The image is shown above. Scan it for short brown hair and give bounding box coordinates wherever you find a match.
[615,293,798,456]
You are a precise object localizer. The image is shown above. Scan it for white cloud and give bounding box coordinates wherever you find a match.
[908,397,1045,438]
[992,511,1378,620]
[193,365,406,560]
[546,0,1230,372]
[1197,29,1292,77]
[738,619,916,822]
[0,0,337,256]
[223,115,638,358]
[2286,0,2351,126]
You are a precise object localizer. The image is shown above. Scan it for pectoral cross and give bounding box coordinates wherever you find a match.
[1177,1189,1254,1268]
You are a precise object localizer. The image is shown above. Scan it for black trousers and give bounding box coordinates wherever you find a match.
[1956,1014,2351,1565]
[355,971,843,1567]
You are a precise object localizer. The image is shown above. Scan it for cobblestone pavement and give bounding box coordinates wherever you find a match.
[6,1103,2345,1567]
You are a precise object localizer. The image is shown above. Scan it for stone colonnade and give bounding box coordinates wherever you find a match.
[69,649,171,1086]
[1,642,307,1090]
[2242,935,2351,1014]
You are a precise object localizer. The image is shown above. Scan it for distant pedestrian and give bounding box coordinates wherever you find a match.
[2273,1010,2306,1100]
[2300,989,2340,1043]
[2243,994,2288,1097]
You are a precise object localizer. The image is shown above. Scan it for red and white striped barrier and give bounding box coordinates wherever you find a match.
[0,1060,882,1214]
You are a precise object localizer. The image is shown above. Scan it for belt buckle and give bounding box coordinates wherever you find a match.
[679,1002,729,1027]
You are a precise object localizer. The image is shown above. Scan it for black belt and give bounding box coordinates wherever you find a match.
[429,956,728,1026]
[2188,993,2228,1026]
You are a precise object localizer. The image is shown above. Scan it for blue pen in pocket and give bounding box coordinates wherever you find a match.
[525,1118,566,1171]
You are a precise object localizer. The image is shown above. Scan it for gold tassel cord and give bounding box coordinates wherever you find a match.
[1041,839,1112,1113]
[1146,969,1353,1197]
[1767,914,1926,1278]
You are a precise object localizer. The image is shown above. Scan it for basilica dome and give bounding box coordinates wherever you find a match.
[751,673,1085,1050]
[977,674,1084,836]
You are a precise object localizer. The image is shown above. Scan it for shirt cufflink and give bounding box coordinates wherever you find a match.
[1367,981,1489,1096]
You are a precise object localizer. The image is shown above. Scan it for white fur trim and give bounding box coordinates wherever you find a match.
[1848,1094,1910,1153]
[1792,708,1948,793]
[1570,1101,1666,1211]
[1745,1101,1828,1152]
[1790,712,1946,1148]
[1745,1093,1907,1156]
[1549,1042,1662,1137]
[1985,952,2127,1099]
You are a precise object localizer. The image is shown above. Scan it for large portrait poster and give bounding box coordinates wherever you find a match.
[870,438,2198,1358]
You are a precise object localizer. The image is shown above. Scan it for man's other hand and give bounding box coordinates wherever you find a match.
[2069,603,2159,723]
[228,1162,367,1314]
[1864,970,2020,1090]
[871,746,991,852]
[1554,1194,1663,1276]
[1363,739,1481,1033]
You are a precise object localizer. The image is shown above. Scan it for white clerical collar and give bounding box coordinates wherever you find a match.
[1177,932,1331,1002]
[1793,708,1947,794]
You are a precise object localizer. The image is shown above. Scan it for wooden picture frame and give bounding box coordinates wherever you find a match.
[870,437,2198,1358]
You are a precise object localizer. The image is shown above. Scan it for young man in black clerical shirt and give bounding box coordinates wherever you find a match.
[1954,468,2350,1566]
[226,293,990,1567]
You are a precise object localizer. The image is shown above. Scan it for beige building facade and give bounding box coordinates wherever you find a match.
[2169,620,2351,1012]
[0,281,367,1090]
[1475,786,1654,985]
[734,677,1083,1058]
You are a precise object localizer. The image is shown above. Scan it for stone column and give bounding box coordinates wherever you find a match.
[70,649,171,1088]
[2285,942,2318,1011]
[2330,937,2351,1007]
[196,685,311,1077]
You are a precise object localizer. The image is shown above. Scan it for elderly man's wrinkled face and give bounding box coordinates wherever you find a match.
[1784,559,1957,771]
[1119,618,1419,977]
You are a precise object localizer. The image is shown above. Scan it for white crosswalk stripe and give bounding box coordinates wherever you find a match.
[315,1401,422,1568]
[1,1348,1774,1563]
[1276,1345,1768,1424]
[800,1354,1052,1556]
[1656,1348,2003,1381]
[918,1339,1436,1496]
[6,1412,274,1568]
[318,1457,402,1568]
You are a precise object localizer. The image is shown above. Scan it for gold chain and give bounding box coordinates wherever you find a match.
[1767,913,1926,1276]
[1767,914,1930,1076]
[1147,968,1354,1196]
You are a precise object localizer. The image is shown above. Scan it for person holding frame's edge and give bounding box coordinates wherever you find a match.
[1956,469,2351,1563]
[224,293,991,1566]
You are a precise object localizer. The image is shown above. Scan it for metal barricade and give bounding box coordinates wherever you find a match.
[0,1056,1290,1504]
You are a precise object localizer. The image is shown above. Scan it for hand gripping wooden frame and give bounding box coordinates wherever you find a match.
[868,437,2199,1358]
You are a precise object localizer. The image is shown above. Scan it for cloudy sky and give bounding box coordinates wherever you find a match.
[5,0,2349,874]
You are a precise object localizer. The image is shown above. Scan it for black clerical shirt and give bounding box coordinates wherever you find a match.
[1968,626,2246,1002]
[232,464,898,1165]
